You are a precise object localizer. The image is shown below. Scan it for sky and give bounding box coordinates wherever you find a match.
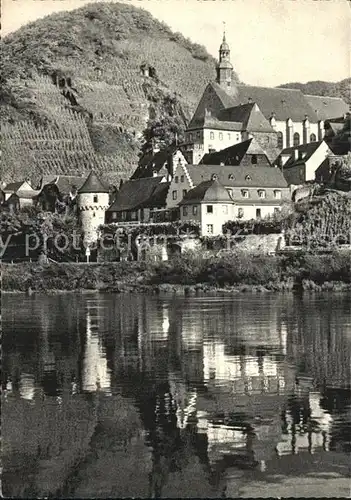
[2,0,350,87]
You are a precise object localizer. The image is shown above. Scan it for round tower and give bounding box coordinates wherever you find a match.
[78,171,109,245]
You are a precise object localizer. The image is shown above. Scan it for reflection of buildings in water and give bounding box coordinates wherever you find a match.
[203,341,290,396]
[276,392,333,456]
[19,373,35,400]
[82,300,111,394]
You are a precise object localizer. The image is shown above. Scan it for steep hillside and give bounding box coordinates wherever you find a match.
[1,2,239,185]
[278,79,351,106]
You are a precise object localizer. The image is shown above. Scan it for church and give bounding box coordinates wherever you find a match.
[184,32,349,163]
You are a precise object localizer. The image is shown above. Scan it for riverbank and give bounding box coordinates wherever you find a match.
[2,250,350,294]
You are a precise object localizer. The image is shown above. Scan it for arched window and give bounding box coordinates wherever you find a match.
[277,132,284,149]
[293,132,300,146]
[310,133,317,142]
[210,131,215,140]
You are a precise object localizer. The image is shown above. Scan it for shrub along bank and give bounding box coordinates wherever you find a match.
[2,250,350,293]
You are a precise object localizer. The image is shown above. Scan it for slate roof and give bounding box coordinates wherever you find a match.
[131,144,183,180]
[304,95,349,121]
[3,181,29,193]
[188,82,237,129]
[189,81,349,130]
[218,102,274,132]
[200,138,270,166]
[233,85,319,122]
[276,141,330,169]
[179,179,234,205]
[185,164,288,188]
[107,177,169,212]
[78,171,109,194]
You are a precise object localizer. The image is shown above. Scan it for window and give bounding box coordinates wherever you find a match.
[258,189,266,199]
[310,133,317,142]
[236,134,240,142]
[238,208,244,218]
[131,211,137,220]
[293,132,300,146]
[112,212,117,220]
[183,189,187,197]
[92,212,96,217]
[180,175,184,183]
[274,190,282,199]
[211,173,218,180]
[256,208,262,218]
[175,176,179,184]
[207,205,213,213]
[242,189,249,198]
[277,131,284,149]
[223,205,228,214]
[251,154,257,165]
[274,207,280,214]
[93,195,98,203]
[196,131,200,139]
[182,206,188,216]
[207,224,214,235]
[210,132,215,140]
[219,132,223,141]
[228,133,231,140]
[172,190,177,200]
[193,205,198,215]
[122,212,126,220]
[189,133,193,142]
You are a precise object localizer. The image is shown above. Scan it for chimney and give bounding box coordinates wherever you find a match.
[248,97,252,103]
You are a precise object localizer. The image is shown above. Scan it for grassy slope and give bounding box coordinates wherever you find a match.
[2,2,238,185]
[278,79,351,106]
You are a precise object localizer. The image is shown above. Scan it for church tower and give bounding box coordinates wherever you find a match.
[78,171,109,245]
[216,28,233,90]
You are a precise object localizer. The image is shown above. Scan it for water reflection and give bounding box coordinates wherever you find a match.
[2,292,350,498]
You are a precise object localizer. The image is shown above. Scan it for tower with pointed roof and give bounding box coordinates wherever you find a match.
[216,27,233,90]
[77,171,109,245]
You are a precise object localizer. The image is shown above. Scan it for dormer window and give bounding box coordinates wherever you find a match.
[242,189,249,198]
[258,189,266,199]
[211,174,218,180]
[245,175,252,181]
[228,174,234,180]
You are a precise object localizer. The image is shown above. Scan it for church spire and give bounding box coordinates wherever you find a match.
[216,25,233,89]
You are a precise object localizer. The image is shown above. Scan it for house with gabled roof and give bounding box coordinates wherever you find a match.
[275,140,333,185]
[106,176,170,224]
[36,175,85,212]
[170,162,289,235]
[185,32,349,161]
[131,144,188,181]
[2,180,34,201]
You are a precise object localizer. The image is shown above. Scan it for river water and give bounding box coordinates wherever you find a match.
[2,292,351,498]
